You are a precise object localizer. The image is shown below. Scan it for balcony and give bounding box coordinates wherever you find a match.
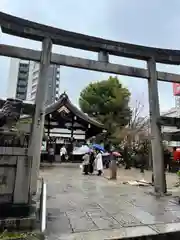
[16,93,26,100]
[19,68,29,74]
[18,73,28,79]
[17,80,27,86]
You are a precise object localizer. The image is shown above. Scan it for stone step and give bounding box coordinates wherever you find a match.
[0,203,36,218]
[0,214,37,232]
[118,230,180,240]
[56,226,180,240]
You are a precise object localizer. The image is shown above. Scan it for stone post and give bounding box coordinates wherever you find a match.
[98,51,109,63]
[147,58,167,194]
[29,38,52,194]
[109,156,117,180]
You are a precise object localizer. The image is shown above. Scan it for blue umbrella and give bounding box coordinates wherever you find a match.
[92,144,105,152]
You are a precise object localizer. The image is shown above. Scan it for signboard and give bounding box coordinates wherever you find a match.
[173,83,180,96]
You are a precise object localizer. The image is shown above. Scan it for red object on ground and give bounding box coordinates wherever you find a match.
[112,151,121,157]
[173,150,180,161]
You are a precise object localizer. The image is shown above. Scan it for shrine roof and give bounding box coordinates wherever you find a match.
[163,131,180,141]
[45,93,104,129]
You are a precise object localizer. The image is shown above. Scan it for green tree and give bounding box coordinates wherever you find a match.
[79,76,131,139]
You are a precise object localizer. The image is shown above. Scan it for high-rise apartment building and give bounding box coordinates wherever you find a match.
[27,62,60,105]
[7,59,30,100]
[7,58,60,105]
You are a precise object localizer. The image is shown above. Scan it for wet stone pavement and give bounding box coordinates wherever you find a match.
[40,164,180,239]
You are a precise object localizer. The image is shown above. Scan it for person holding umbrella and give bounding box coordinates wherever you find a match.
[92,144,104,176]
[92,144,105,152]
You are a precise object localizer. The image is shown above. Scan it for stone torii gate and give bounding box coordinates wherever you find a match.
[1,12,180,196]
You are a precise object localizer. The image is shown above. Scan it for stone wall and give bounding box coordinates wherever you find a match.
[0,132,37,231]
[0,132,32,212]
[0,146,31,205]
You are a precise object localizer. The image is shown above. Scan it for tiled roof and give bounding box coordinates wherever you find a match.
[45,93,104,129]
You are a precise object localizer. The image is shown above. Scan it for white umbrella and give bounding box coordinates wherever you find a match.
[73,145,91,155]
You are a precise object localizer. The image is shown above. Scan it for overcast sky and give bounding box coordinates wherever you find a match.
[1,0,180,115]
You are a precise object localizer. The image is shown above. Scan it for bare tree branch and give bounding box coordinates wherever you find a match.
[115,99,149,143]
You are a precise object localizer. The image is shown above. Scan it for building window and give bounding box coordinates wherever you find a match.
[18,73,28,79]
[31,88,36,96]
[17,87,26,93]
[16,93,26,100]
[33,62,39,70]
[19,70,28,74]
[31,91,36,99]
[33,70,39,79]
[19,63,29,68]
[32,77,38,85]
[19,65,29,73]
[31,84,37,91]
[17,80,27,87]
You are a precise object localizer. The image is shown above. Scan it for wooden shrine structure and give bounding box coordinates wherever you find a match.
[43,93,104,161]
[45,93,104,140]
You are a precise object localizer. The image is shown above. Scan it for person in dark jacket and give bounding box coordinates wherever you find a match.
[48,145,55,164]
[164,148,171,171]
[124,144,131,169]
[88,151,95,174]
[138,143,146,173]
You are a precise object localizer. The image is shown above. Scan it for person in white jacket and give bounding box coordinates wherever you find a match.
[95,150,103,176]
[60,145,67,162]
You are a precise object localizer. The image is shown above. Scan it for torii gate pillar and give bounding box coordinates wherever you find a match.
[29,38,52,194]
[147,58,167,195]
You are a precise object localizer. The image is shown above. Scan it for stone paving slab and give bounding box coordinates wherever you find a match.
[47,216,72,236]
[57,225,157,239]
[112,211,142,227]
[88,214,121,230]
[41,165,180,239]
[150,222,180,233]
